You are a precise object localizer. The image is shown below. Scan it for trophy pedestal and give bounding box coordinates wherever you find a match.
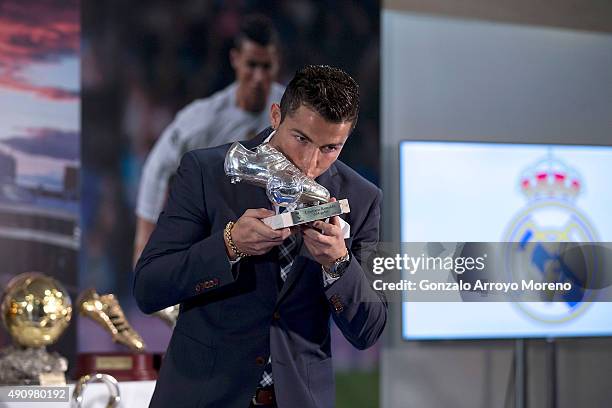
[263,199,350,229]
[0,345,68,385]
[75,352,160,381]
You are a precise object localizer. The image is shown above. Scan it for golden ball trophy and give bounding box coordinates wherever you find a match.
[0,272,72,385]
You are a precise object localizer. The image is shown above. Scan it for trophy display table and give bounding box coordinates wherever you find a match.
[1,380,156,408]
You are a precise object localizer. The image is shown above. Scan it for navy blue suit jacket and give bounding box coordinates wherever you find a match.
[134,128,387,407]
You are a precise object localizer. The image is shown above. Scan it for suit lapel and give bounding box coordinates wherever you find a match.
[243,127,274,149]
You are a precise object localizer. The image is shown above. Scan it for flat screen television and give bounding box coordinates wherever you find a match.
[400,141,612,339]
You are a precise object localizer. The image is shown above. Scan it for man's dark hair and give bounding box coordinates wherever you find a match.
[234,14,279,49]
[280,65,360,130]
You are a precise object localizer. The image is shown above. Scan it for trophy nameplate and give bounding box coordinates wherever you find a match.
[263,199,350,229]
[39,371,67,386]
[75,352,159,381]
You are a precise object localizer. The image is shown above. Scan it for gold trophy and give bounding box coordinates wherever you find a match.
[0,272,72,385]
[75,288,157,381]
[77,288,144,351]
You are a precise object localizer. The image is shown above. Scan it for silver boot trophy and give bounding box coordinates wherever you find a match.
[224,141,349,229]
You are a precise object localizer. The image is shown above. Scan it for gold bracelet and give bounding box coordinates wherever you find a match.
[224,221,249,258]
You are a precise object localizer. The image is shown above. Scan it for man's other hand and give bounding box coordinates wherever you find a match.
[301,198,347,268]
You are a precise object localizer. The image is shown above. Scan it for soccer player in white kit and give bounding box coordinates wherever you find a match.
[134,15,284,266]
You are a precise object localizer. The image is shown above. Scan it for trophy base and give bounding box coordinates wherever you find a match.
[75,352,160,381]
[0,345,68,385]
[263,199,350,229]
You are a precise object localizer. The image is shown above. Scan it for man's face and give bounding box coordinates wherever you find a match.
[269,104,353,179]
[230,40,279,112]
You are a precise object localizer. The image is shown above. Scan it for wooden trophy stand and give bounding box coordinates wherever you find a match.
[75,352,161,381]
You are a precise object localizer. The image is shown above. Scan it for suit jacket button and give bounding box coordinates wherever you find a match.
[272,311,281,321]
[255,356,266,366]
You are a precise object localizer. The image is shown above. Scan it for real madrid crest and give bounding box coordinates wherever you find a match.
[502,151,599,324]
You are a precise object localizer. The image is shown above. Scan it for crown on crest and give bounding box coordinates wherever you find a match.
[519,156,582,201]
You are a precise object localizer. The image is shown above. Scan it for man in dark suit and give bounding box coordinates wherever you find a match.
[134,65,386,408]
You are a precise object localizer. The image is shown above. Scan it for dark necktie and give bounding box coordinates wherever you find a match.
[259,210,300,388]
[278,234,297,282]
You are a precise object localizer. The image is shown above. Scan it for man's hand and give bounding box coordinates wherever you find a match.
[302,198,348,268]
[225,208,293,259]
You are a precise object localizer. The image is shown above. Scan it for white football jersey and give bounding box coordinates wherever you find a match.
[136,82,285,222]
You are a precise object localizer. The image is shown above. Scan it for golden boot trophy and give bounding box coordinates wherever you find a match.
[77,288,145,351]
[75,288,157,381]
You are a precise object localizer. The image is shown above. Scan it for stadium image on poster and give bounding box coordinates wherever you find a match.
[0,2,80,355]
[400,141,612,340]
